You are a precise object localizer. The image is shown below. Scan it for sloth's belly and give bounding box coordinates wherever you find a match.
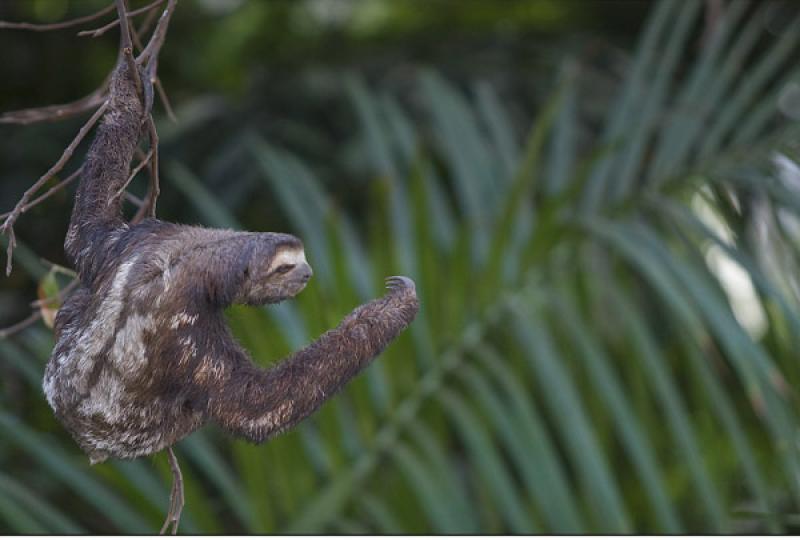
[42,271,203,462]
[45,326,204,463]
[44,281,157,413]
[64,396,201,464]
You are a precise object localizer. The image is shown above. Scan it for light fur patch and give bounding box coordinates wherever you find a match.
[179,336,198,365]
[70,256,138,393]
[111,312,156,378]
[79,369,126,422]
[170,312,199,329]
[146,250,176,309]
[246,400,294,431]
[43,370,57,408]
[193,355,226,384]
[267,247,307,273]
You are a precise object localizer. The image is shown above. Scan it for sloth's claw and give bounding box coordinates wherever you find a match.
[385,275,415,293]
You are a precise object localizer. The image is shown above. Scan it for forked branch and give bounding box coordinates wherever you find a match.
[78,0,166,38]
[0,0,177,277]
[0,3,116,32]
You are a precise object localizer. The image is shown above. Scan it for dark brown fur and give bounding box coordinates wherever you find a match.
[43,61,419,464]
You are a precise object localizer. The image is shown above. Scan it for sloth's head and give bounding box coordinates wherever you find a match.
[233,233,313,306]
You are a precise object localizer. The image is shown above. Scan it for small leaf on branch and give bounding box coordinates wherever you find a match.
[37,270,62,329]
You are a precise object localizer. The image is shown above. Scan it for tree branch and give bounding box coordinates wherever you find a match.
[116,149,154,200]
[0,84,108,125]
[0,3,115,32]
[137,0,178,65]
[0,312,42,339]
[115,0,143,99]
[0,100,108,275]
[77,0,165,38]
[0,0,177,286]
[0,167,83,221]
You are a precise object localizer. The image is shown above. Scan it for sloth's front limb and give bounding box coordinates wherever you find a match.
[65,61,150,278]
[208,277,419,443]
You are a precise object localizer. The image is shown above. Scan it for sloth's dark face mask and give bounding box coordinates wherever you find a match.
[233,233,313,306]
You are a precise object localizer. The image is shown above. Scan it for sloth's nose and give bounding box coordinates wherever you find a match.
[297,263,313,282]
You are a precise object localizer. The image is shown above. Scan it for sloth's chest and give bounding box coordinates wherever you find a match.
[44,264,201,412]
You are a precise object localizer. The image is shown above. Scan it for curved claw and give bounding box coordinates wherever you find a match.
[385,275,416,293]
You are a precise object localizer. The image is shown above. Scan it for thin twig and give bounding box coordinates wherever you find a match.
[1,100,109,275]
[115,149,154,199]
[0,3,115,32]
[0,312,41,339]
[116,0,143,99]
[134,3,162,43]
[155,78,177,122]
[146,117,161,217]
[30,277,79,309]
[124,150,148,214]
[0,167,83,220]
[129,13,146,53]
[0,102,107,232]
[131,0,175,221]
[1,0,176,279]
[0,84,108,125]
[78,0,165,38]
[4,228,15,277]
[160,447,184,535]
[137,0,178,65]
[3,275,79,339]
[131,123,161,224]
[36,260,77,278]
[125,192,145,208]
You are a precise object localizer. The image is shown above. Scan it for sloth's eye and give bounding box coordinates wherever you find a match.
[274,264,296,275]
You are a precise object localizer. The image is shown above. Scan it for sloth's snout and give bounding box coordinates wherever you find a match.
[296,262,313,283]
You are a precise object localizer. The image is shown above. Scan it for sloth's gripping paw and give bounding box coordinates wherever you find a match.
[385,275,416,294]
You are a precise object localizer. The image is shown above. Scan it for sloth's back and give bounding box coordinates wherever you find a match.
[43,241,207,463]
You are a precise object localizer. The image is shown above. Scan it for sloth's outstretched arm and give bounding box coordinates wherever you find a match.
[207,277,419,442]
[64,62,147,278]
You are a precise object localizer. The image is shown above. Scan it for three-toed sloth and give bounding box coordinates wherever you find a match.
[43,62,419,465]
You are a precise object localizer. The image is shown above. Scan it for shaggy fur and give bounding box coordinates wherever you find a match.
[43,62,419,465]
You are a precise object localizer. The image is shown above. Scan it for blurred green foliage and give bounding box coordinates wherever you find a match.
[2,0,800,534]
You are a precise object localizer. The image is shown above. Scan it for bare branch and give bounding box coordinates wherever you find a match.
[115,0,143,100]
[0,167,83,221]
[116,0,134,52]
[155,78,177,123]
[0,311,41,339]
[1,0,177,286]
[0,83,108,126]
[127,130,161,222]
[3,227,15,277]
[115,149,154,199]
[35,260,77,279]
[1,274,80,340]
[0,101,108,230]
[125,192,145,208]
[145,117,161,217]
[0,100,109,275]
[137,0,178,65]
[30,277,79,309]
[134,2,162,43]
[160,446,184,535]
[0,3,115,32]
[77,0,165,38]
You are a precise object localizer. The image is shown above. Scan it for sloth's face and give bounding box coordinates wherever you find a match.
[235,241,313,306]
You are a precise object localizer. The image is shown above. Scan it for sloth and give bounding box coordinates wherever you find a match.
[42,62,419,468]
